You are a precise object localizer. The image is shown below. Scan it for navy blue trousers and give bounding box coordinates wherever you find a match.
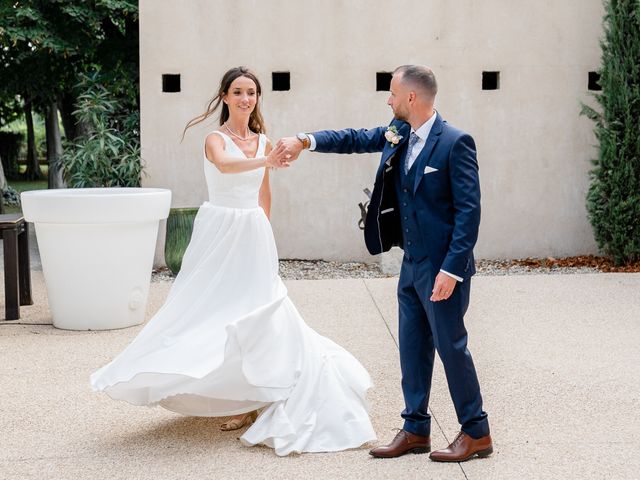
[398,255,489,439]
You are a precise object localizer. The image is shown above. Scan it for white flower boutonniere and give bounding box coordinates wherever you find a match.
[384,126,403,147]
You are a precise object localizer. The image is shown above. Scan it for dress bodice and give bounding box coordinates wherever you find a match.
[204,131,266,209]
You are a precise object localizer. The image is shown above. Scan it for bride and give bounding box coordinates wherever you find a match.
[90,66,377,456]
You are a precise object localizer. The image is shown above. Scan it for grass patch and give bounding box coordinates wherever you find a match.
[9,178,48,194]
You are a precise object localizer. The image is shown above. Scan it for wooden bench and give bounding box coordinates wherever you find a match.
[0,214,33,320]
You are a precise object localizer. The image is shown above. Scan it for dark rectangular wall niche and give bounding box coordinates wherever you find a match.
[588,71,602,91]
[162,74,181,93]
[482,71,500,90]
[376,72,393,91]
[272,72,290,91]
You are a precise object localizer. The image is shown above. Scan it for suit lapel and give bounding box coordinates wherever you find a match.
[381,148,398,167]
[380,123,410,169]
[413,114,444,193]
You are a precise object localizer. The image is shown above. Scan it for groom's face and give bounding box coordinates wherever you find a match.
[388,74,410,122]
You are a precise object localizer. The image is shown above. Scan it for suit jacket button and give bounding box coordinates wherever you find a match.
[407,241,412,246]
[405,228,409,233]
[403,216,408,220]
[403,188,408,193]
[403,202,407,207]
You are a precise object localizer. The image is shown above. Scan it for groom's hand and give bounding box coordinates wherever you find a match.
[430,272,457,302]
[277,137,304,162]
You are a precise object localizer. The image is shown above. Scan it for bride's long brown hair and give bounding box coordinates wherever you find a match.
[182,66,266,140]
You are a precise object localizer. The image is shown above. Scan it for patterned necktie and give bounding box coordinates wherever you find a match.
[404,132,420,174]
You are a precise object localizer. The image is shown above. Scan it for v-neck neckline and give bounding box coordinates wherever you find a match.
[219,131,261,159]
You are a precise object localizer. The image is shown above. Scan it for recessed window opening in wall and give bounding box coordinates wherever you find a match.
[482,71,500,90]
[376,72,392,91]
[588,72,602,91]
[162,74,181,93]
[272,72,290,91]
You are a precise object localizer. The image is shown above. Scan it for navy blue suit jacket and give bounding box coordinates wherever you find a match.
[312,114,481,279]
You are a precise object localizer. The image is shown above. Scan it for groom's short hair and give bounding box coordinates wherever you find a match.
[394,65,438,100]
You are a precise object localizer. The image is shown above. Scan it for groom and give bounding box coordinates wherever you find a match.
[278,65,492,462]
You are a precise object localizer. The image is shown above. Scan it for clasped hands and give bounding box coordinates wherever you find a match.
[264,137,305,169]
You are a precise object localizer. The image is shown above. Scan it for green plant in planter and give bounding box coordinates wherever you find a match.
[62,72,142,188]
[165,207,199,275]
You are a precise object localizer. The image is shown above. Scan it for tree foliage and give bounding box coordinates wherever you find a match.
[0,0,139,182]
[582,0,640,265]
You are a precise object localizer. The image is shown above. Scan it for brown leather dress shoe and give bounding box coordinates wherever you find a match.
[429,431,493,462]
[369,430,431,458]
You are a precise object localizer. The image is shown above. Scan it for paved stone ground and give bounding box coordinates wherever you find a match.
[1,270,639,480]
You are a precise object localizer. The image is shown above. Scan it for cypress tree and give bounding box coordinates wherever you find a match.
[582,0,640,265]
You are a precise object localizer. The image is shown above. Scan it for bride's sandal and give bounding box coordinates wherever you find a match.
[220,410,258,431]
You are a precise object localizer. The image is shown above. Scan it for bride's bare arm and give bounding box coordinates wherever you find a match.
[258,141,273,218]
[259,161,271,219]
[205,133,289,173]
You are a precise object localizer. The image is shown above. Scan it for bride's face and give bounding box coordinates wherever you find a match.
[223,76,258,118]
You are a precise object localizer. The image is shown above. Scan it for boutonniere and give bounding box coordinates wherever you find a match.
[384,126,403,147]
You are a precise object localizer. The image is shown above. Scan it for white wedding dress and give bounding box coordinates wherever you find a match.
[90,131,376,455]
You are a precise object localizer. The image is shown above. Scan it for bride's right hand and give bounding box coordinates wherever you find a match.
[265,143,291,169]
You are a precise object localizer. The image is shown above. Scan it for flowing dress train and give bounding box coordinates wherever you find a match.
[90,131,377,455]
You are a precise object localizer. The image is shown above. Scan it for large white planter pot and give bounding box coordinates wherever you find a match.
[21,188,172,330]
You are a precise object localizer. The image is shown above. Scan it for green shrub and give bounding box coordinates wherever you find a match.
[582,0,640,265]
[1,185,20,206]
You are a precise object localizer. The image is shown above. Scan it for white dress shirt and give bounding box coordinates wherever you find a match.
[406,111,437,171]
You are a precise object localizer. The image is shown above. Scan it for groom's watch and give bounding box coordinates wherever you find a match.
[296,133,311,150]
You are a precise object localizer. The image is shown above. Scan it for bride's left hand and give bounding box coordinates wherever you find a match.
[265,143,291,169]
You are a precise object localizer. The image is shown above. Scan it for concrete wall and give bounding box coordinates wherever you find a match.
[140,0,603,263]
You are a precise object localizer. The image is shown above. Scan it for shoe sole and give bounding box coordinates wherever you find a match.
[369,446,431,458]
[429,446,493,463]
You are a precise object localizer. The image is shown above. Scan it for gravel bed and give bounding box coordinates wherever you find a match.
[152,258,606,282]
[278,259,388,280]
[474,260,600,276]
[151,260,388,282]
